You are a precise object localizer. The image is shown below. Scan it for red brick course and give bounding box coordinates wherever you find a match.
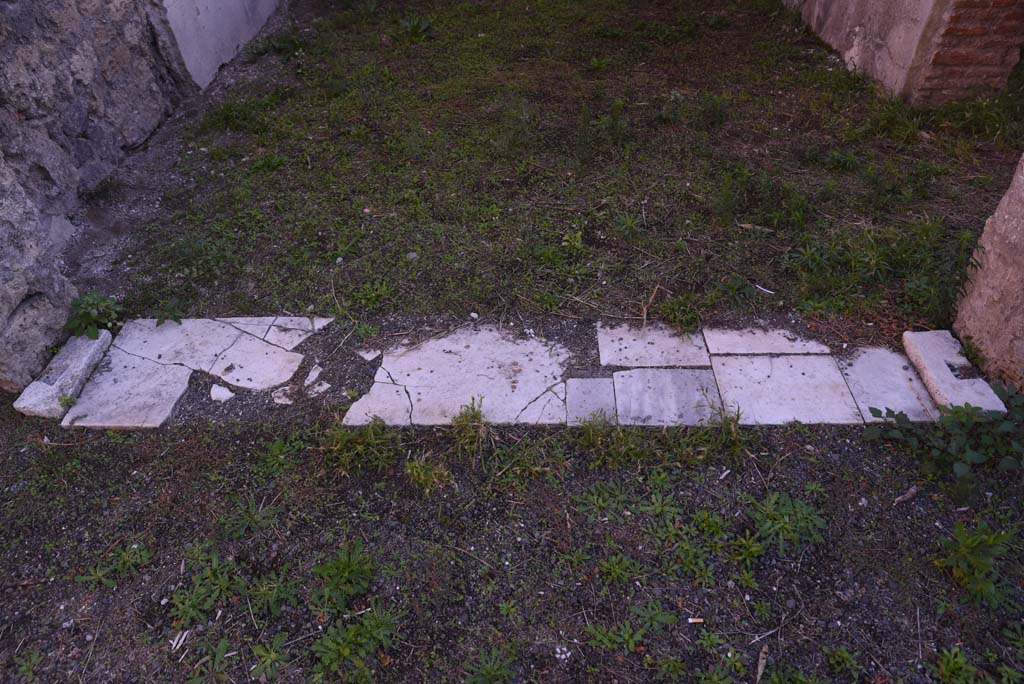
[915,0,1024,105]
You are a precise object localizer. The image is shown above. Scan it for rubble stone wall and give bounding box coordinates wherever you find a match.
[0,0,277,393]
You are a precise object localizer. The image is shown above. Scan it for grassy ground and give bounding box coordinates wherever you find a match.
[118,0,1023,340]
[1,396,1022,683]
[5,1,1024,682]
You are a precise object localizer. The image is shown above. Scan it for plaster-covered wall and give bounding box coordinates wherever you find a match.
[784,0,949,100]
[162,0,281,88]
[786,0,1024,105]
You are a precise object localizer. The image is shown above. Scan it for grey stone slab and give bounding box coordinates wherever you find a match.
[839,347,938,422]
[613,368,722,426]
[711,355,862,425]
[703,328,830,355]
[902,331,1006,412]
[566,377,617,425]
[62,348,192,429]
[14,331,112,418]
[344,327,568,426]
[597,323,710,367]
[209,334,304,390]
[114,319,241,372]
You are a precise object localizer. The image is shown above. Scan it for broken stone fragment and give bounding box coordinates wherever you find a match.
[210,384,235,402]
[902,330,1006,412]
[13,330,112,419]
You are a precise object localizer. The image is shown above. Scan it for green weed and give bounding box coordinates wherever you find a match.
[312,541,374,614]
[65,293,124,339]
[464,647,515,684]
[322,418,400,475]
[935,521,1015,607]
[749,492,825,555]
[404,455,454,496]
[251,632,290,681]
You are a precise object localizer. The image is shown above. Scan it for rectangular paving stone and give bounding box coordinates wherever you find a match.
[62,348,192,429]
[597,323,710,368]
[711,355,862,425]
[566,377,617,425]
[902,330,1006,412]
[703,328,830,355]
[613,368,721,426]
[839,347,938,422]
[14,331,112,418]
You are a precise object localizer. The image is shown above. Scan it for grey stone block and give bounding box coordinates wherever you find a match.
[13,330,112,418]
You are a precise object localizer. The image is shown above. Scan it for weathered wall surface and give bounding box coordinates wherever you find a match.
[0,0,192,393]
[0,0,278,393]
[955,155,1024,387]
[784,0,945,99]
[163,0,281,88]
[785,0,1024,105]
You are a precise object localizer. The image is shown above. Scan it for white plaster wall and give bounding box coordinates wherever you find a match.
[161,0,280,88]
[784,0,949,98]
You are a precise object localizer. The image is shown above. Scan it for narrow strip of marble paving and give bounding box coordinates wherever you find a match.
[62,348,192,429]
[703,328,830,355]
[902,331,1006,412]
[614,369,721,426]
[566,377,617,425]
[344,327,569,426]
[839,348,938,422]
[597,323,710,367]
[711,355,862,425]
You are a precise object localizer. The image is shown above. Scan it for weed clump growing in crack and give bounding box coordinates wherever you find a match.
[404,454,454,496]
[451,399,491,460]
[322,418,400,475]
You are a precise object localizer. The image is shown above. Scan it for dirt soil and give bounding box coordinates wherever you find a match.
[3,0,1024,682]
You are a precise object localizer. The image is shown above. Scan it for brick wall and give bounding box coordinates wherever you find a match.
[914,0,1024,105]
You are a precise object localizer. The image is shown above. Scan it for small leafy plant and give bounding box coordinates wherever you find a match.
[464,647,515,684]
[749,493,825,555]
[75,543,153,589]
[865,384,1022,485]
[935,521,1015,606]
[65,292,124,339]
[250,632,290,681]
[312,541,374,615]
[312,606,399,680]
[169,549,244,627]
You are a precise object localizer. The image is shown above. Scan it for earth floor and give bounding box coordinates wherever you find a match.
[3,0,1024,682]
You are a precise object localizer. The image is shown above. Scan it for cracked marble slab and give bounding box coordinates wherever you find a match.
[209,334,304,390]
[343,326,569,425]
[62,347,192,429]
[115,319,242,371]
